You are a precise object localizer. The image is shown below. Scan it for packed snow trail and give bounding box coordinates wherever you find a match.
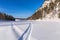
[12,23,31,40]
[0,22,31,40]
[1,21,60,40]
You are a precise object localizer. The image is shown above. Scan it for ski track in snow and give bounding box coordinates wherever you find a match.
[0,21,60,40]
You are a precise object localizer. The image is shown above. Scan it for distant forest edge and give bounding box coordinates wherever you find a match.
[0,12,15,21]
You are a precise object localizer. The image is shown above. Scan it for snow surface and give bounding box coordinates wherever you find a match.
[0,21,60,40]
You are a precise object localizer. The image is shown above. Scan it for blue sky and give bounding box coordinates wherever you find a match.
[0,0,44,18]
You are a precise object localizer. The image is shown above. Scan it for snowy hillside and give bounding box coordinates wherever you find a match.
[28,0,60,20]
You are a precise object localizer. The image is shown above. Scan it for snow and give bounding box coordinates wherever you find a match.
[0,21,60,40]
[31,21,60,40]
[0,25,17,40]
[0,22,31,40]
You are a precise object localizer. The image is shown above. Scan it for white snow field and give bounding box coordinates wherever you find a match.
[0,21,31,40]
[0,21,60,40]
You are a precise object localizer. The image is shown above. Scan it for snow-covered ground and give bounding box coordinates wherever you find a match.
[30,21,60,40]
[0,21,60,40]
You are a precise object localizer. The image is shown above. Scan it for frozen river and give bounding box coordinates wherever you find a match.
[0,21,60,40]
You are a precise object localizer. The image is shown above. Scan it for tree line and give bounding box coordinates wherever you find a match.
[0,12,15,21]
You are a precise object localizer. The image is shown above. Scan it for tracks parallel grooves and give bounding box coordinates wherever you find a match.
[11,23,31,40]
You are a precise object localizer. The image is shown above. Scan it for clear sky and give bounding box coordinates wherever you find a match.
[0,0,44,18]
